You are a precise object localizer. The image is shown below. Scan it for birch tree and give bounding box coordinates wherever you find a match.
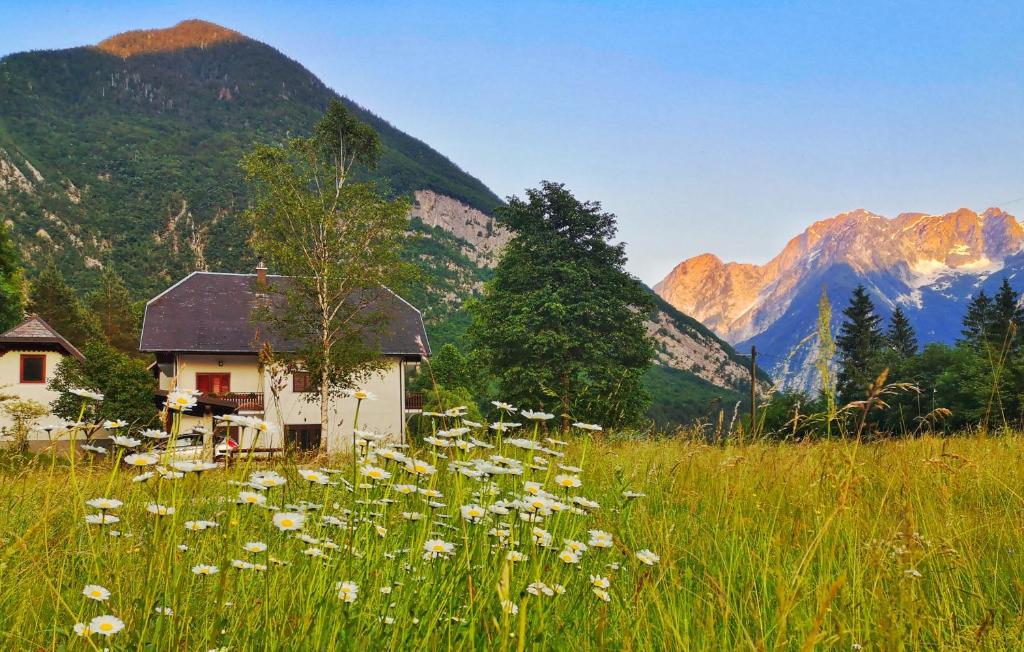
[241,100,412,449]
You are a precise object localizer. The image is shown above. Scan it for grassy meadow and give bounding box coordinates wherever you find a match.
[1,430,1023,650]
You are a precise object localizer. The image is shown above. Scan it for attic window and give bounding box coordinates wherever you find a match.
[20,354,46,384]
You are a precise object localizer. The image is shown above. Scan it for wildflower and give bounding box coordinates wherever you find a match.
[491,401,517,413]
[81,444,108,455]
[505,550,527,563]
[238,491,267,506]
[590,575,611,589]
[273,512,305,531]
[165,389,199,411]
[424,435,452,448]
[588,530,613,548]
[344,389,377,401]
[524,481,544,496]
[593,588,611,602]
[545,437,569,446]
[251,471,287,489]
[71,388,104,401]
[463,420,483,428]
[492,422,523,432]
[555,474,582,489]
[108,429,135,442]
[423,539,455,559]
[405,459,436,476]
[154,606,173,616]
[558,463,583,473]
[192,564,219,575]
[393,483,417,494]
[123,453,159,467]
[636,549,660,565]
[146,503,175,516]
[573,496,601,510]
[521,409,555,420]
[83,584,111,601]
[564,539,588,553]
[85,498,122,510]
[572,422,603,431]
[500,599,519,615]
[460,504,486,523]
[337,581,359,603]
[132,472,155,483]
[141,429,169,439]
[85,513,120,526]
[304,547,326,558]
[905,568,923,578]
[243,541,267,553]
[73,622,91,636]
[527,581,555,596]
[558,549,581,564]
[298,469,330,484]
[360,465,391,481]
[87,614,124,636]
[622,490,646,499]
[231,559,255,570]
[401,511,425,521]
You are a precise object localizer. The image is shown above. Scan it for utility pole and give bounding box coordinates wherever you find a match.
[749,345,757,435]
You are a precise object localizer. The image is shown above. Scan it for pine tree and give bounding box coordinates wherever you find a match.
[836,285,885,404]
[988,278,1022,351]
[886,306,918,359]
[960,290,992,347]
[0,219,25,331]
[87,268,141,355]
[26,261,99,346]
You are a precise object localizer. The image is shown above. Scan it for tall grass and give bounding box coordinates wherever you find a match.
[2,433,1023,650]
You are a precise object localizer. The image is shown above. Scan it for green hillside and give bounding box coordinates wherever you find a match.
[0,36,499,298]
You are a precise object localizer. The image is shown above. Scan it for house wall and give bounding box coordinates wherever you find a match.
[0,349,72,443]
[157,353,407,454]
[266,357,406,453]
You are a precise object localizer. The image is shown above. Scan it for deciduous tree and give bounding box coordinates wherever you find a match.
[469,182,655,430]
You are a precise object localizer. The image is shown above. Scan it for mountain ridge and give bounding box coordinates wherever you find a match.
[656,206,1024,391]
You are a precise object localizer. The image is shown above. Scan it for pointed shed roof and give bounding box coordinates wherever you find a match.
[0,315,85,360]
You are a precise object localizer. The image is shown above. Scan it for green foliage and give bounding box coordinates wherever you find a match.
[642,365,746,430]
[26,260,99,347]
[86,268,142,355]
[0,398,48,452]
[470,182,655,430]
[836,285,886,404]
[408,385,486,439]
[48,340,157,428]
[0,219,23,331]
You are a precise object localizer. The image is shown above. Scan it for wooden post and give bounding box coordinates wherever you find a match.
[749,345,757,436]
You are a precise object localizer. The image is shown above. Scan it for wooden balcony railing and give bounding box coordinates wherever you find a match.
[405,391,424,411]
[219,392,264,412]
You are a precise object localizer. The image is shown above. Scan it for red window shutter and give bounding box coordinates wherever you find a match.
[196,374,212,394]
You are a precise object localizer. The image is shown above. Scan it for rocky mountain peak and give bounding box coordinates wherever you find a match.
[96,19,246,58]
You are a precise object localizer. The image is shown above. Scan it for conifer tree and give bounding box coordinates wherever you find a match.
[87,268,142,355]
[960,290,992,347]
[886,306,918,359]
[988,278,1022,352]
[26,261,99,346]
[836,285,885,403]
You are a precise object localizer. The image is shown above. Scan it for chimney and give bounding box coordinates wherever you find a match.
[255,261,267,286]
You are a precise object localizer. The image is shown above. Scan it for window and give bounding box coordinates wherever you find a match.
[196,373,231,395]
[292,371,313,393]
[285,425,321,451]
[20,354,45,384]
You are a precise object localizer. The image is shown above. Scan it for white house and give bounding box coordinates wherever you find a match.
[0,315,84,448]
[139,268,430,453]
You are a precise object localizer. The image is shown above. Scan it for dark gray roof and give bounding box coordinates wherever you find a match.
[140,272,430,358]
[0,315,85,360]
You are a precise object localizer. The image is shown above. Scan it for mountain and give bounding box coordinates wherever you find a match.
[0,19,757,425]
[655,207,1024,392]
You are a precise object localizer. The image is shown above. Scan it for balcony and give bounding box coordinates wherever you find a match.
[219,392,265,413]
[404,391,424,412]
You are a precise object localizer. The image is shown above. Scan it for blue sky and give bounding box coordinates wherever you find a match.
[2,1,1022,283]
